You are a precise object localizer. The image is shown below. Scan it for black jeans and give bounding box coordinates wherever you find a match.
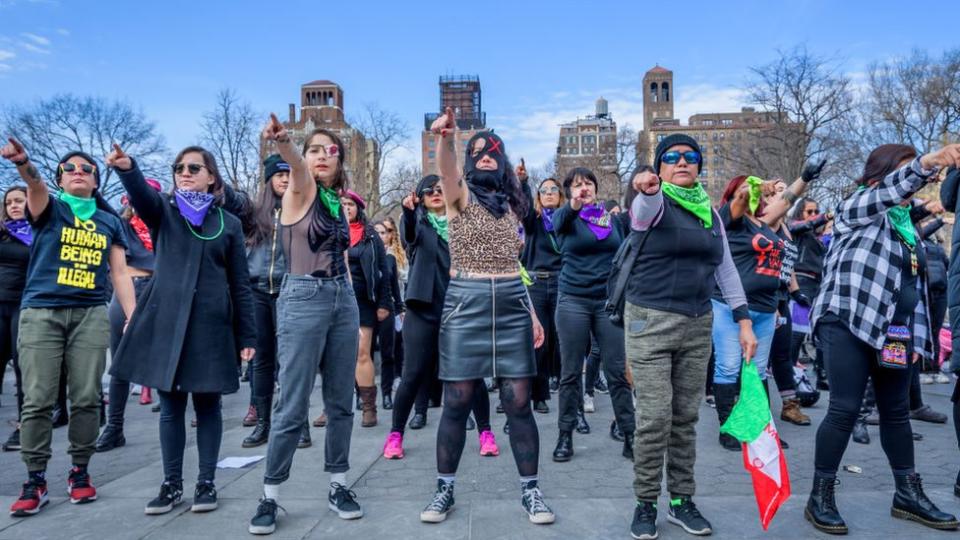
[251,289,278,402]
[378,314,397,395]
[585,334,601,397]
[159,390,222,483]
[528,274,559,402]
[555,292,634,435]
[105,276,152,428]
[770,305,797,396]
[0,301,22,417]
[928,288,948,371]
[392,304,442,433]
[814,319,913,476]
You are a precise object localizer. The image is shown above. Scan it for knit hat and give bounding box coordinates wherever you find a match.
[262,154,290,183]
[343,189,366,210]
[654,133,702,174]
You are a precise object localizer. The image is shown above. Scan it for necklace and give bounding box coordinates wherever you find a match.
[185,207,224,241]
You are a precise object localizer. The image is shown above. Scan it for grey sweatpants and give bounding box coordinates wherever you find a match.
[626,302,713,502]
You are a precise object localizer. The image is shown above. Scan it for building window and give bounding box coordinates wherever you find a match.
[657,134,665,142]
[428,139,435,147]
[428,151,435,158]
[702,120,715,126]
[721,119,734,126]
[662,82,670,102]
[650,82,659,103]
[712,133,718,141]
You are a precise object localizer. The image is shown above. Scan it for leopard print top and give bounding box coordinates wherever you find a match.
[449,202,522,274]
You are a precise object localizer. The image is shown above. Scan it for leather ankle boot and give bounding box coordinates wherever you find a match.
[891,473,959,530]
[713,383,740,451]
[242,404,257,427]
[622,432,635,461]
[242,397,271,448]
[552,430,573,462]
[359,386,378,427]
[805,475,847,534]
[852,415,870,445]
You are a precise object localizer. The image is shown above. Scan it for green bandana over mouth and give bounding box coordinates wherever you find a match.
[317,185,342,219]
[58,191,97,221]
[745,175,764,214]
[661,181,712,228]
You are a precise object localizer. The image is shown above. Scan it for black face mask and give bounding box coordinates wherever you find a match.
[464,132,508,218]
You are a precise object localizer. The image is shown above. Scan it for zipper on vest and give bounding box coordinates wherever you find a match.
[268,208,280,294]
[491,278,497,378]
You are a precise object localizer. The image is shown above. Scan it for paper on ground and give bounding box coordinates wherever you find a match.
[217,455,265,469]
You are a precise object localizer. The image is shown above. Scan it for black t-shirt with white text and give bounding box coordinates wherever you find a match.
[713,204,784,313]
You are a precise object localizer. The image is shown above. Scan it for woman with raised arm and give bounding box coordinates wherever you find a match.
[0,187,32,453]
[248,115,362,535]
[0,138,135,517]
[805,143,960,535]
[417,108,553,526]
[105,144,255,517]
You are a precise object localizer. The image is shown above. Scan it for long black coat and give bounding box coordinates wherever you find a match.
[110,163,257,393]
[400,205,449,307]
[940,167,960,371]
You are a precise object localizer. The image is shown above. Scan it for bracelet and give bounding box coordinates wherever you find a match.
[13,157,28,167]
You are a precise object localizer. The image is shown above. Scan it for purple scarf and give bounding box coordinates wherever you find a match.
[4,219,32,246]
[175,189,215,227]
[541,208,556,232]
[578,204,612,240]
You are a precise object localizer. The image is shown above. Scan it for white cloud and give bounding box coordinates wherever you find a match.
[0,64,11,72]
[21,32,50,46]
[56,28,69,36]
[21,42,49,54]
[0,49,14,62]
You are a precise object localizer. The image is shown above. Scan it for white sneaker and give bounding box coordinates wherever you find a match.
[583,394,595,413]
[934,372,952,384]
[920,373,935,385]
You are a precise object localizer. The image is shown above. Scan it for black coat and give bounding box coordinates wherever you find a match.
[400,205,449,307]
[940,167,960,370]
[110,163,257,393]
[348,224,391,310]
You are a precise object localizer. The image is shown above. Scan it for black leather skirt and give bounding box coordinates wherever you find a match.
[439,276,537,381]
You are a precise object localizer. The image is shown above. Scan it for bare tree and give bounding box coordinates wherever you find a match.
[200,88,261,193]
[352,103,410,215]
[1,95,168,200]
[375,160,422,219]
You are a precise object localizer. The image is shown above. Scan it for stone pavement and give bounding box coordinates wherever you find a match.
[0,368,959,539]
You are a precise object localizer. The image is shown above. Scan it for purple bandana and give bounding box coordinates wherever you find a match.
[4,219,32,246]
[175,189,215,227]
[541,208,556,232]
[578,204,612,240]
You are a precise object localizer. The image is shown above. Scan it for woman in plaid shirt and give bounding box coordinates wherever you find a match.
[806,143,960,535]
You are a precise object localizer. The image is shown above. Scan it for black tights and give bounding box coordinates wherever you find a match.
[437,377,538,477]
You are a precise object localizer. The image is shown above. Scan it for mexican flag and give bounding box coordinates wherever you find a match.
[720,360,791,530]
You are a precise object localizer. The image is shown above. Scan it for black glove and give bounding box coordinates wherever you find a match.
[791,290,812,307]
[801,159,827,183]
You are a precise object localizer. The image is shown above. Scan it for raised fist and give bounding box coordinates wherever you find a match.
[0,137,27,164]
[430,107,456,137]
[633,169,660,195]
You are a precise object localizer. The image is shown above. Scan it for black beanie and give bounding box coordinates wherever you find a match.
[654,133,702,174]
[263,154,290,183]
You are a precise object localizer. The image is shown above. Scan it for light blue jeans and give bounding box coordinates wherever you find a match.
[711,299,776,384]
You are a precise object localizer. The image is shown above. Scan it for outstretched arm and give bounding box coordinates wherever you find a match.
[431,107,467,213]
[263,113,315,218]
[1,137,50,220]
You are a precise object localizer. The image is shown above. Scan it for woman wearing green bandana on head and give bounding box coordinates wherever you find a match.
[624,133,756,539]
[0,139,136,517]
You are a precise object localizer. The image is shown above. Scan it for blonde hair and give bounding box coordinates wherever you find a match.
[379,219,407,270]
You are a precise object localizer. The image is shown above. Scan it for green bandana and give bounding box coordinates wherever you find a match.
[317,186,341,219]
[887,205,916,248]
[58,191,97,221]
[661,181,713,228]
[426,212,448,242]
[745,175,764,214]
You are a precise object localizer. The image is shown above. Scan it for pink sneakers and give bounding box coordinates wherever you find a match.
[383,431,404,459]
[479,430,499,457]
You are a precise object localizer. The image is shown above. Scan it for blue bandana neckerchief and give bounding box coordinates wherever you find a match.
[175,189,215,227]
[4,219,32,246]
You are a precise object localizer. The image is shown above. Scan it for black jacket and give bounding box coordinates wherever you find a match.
[519,180,562,274]
[111,162,257,394]
[246,206,286,295]
[384,253,404,314]
[0,233,30,304]
[400,205,449,308]
[348,223,391,310]
[939,167,960,370]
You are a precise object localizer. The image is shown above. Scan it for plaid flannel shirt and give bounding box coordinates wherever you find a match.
[811,157,938,359]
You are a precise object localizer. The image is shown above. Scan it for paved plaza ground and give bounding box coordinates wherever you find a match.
[0,367,959,539]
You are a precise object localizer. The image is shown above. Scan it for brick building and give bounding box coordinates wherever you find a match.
[555,97,619,199]
[421,75,487,175]
[261,80,380,208]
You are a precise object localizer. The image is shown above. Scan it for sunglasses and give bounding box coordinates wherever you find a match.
[59,163,96,174]
[539,186,560,194]
[173,163,207,175]
[308,143,340,157]
[422,187,443,196]
[660,150,702,165]
[804,209,819,215]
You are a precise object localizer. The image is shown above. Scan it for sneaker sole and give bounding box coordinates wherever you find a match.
[69,494,97,504]
[191,501,218,513]
[10,497,48,517]
[528,512,556,525]
[383,452,405,459]
[630,528,658,540]
[480,450,499,457]
[804,507,848,534]
[249,523,276,535]
[328,502,362,520]
[420,508,452,523]
[145,498,181,515]
[666,514,712,535]
[242,440,268,448]
[891,507,960,530]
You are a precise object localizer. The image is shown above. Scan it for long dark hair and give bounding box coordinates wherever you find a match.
[1,186,27,239]
[247,181,282,247]
[790,196,819,222]
[55,151,119,218]
[171,146,225,203]
[856,144,917,187]
[302,128,348,192]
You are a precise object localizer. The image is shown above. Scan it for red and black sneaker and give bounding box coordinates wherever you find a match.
[10,480,48,517]
[67,467,97,504]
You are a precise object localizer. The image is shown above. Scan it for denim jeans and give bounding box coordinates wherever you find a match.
[263,274,359,484]
[711,299,776,385]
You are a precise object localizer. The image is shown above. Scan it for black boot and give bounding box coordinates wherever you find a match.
[622,432,634,461]
[575,409,591,434]
[552,431,573,462]
[852,415,870,445]
[609,420,624,442]
[409,412,427,430]
[51,404,68,428]
[815,365,830,391]
[891,473,959,530]
[242,398,271,448]
[95,424,125,452]
[955,470,960,499]
[805,475,847,534]
[713,383,740,451]
[383,391,393,410]
[297,422,312,449]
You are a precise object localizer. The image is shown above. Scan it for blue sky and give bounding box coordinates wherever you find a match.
[1,0,958,173]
